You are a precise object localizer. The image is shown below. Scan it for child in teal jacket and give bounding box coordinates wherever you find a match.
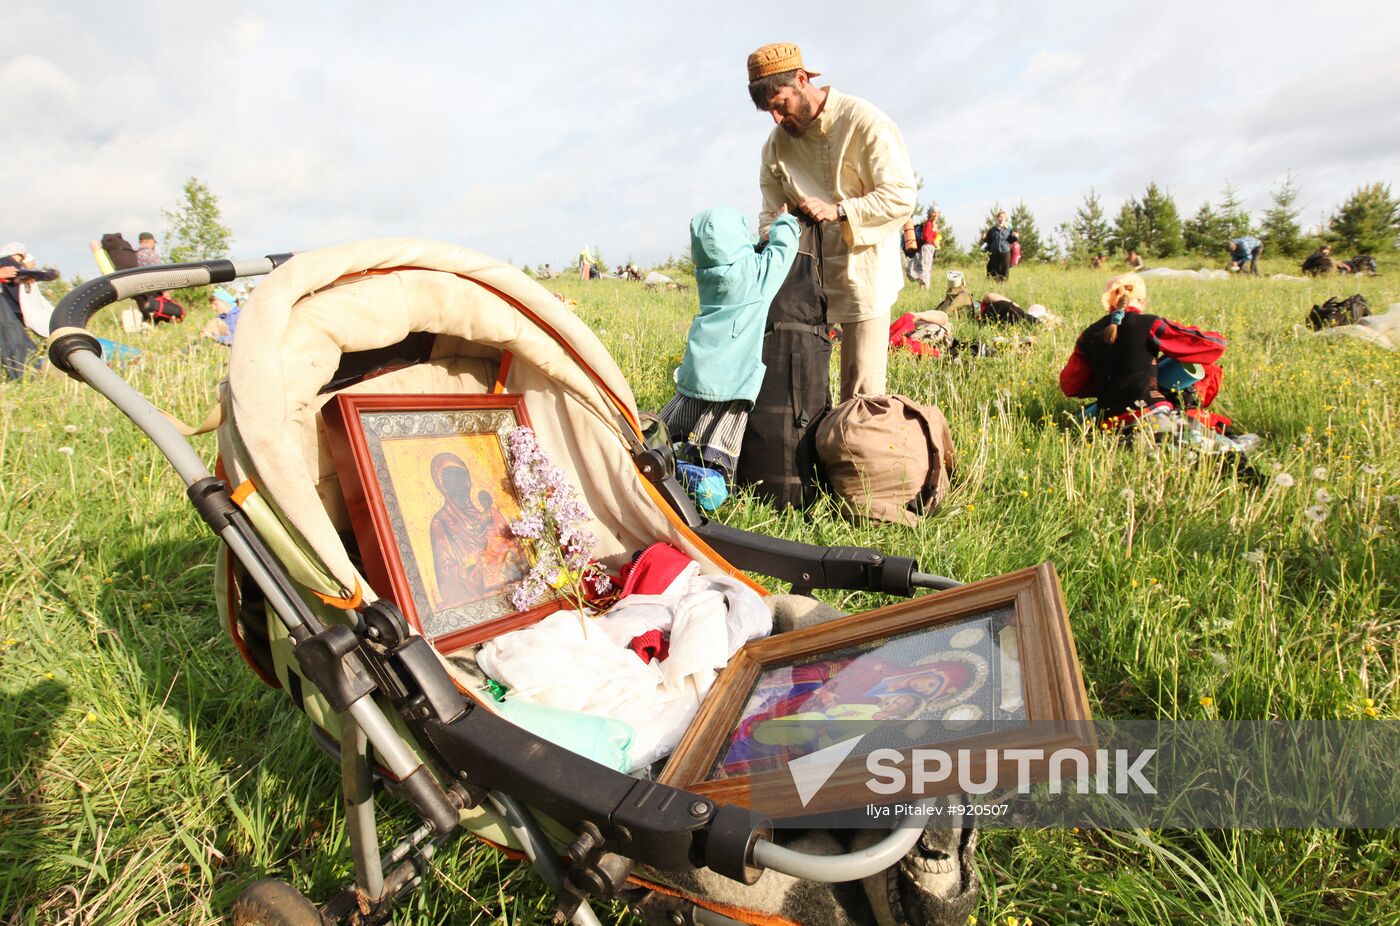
[660,206,801,476]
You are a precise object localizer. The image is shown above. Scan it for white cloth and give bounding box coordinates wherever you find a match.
[19,284,52,337]
[1139,267,1230,281]
[476,573,771,770]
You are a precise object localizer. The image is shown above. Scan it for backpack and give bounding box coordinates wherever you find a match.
[1307,294,1370,330]
[1349,255,1378,275]
[734,222,832,509]
[100,233,140,271]
[148,293,187,325]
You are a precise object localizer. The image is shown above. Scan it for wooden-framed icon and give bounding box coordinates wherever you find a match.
[323,393,561,652]
[660,563,1094,818]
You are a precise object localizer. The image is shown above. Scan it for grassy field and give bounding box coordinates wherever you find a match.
[1,256,1397,925]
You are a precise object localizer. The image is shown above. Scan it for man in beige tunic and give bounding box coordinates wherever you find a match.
[748,42,917,401]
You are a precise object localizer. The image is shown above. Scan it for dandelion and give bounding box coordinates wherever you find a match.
[63,424,77,434]
[1019,489,1029,498]
[57,446,74,456]
[1242,550,1264,564]
[1304,505,1329,523]
[85,712,97,723]
[1361,464,1379,475]
[1311,466,1328,480]
[1314,488,1333,504]
[1120,488,1135,501]
[1274,473,1295,488]
[99,426,114,435]
[1364,706,1379,719]
[1209,651,1229,669]
[1199,696,1214,708]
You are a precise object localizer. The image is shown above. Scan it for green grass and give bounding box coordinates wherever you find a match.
[2,258,1397,924]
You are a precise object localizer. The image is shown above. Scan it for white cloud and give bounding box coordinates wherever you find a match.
[4,0,1398,281]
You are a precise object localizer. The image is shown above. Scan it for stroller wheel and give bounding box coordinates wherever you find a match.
[230,879,325,926]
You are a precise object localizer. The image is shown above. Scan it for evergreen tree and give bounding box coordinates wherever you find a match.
[1008,200,1044,261]
[1066,188,1111,258]
[1109,199,1143,255]
[1111,183,1184,258]
[1259,173,1304,258]
[1328,182,1400,254]
[1183,202,1226,254]
[1217,182,1252,240]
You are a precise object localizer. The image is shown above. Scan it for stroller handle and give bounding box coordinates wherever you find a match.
[47,255,294,373]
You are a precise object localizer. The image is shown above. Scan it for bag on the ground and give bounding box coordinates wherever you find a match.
[734,222,832,509]
[1307,294,1370,330]
[148,293,186,324]
[815,394,956,527]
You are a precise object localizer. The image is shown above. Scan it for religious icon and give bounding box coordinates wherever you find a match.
[324,394,560,652]
[660,564,1093,817]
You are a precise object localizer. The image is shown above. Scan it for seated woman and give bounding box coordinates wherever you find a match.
[1059,274,1237,437]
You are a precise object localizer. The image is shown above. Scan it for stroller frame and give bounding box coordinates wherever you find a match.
[49,255,963,926]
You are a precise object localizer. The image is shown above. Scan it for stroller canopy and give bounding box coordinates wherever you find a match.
[223,238,744,602]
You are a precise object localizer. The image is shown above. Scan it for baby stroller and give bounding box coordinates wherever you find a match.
[47,240,977,926]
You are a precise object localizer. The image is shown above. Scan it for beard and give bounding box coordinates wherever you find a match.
[779,93,817,137]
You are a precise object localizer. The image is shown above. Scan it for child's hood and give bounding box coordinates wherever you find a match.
[690,207,756,269]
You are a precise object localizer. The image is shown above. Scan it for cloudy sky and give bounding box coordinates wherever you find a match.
[6,0,1399,277]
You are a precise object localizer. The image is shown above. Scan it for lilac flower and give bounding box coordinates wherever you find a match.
[510,511,545,540]
[504,426,605,611]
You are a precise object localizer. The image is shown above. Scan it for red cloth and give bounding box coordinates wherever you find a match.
[1184,407,1232,433]
[1059,349,1094,397]
[1193,361,1224,408]
[615,543,692,599]
[888,312,941,358]
[627,628,670,663]
[921,222,940,247]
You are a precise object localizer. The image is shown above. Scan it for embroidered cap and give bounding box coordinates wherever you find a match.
[747,42,822,82]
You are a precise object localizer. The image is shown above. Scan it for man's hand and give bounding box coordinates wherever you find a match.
[0,266,18,282]
[798,196,840,223]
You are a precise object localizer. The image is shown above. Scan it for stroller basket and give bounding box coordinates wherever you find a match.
[48,241,971,926]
